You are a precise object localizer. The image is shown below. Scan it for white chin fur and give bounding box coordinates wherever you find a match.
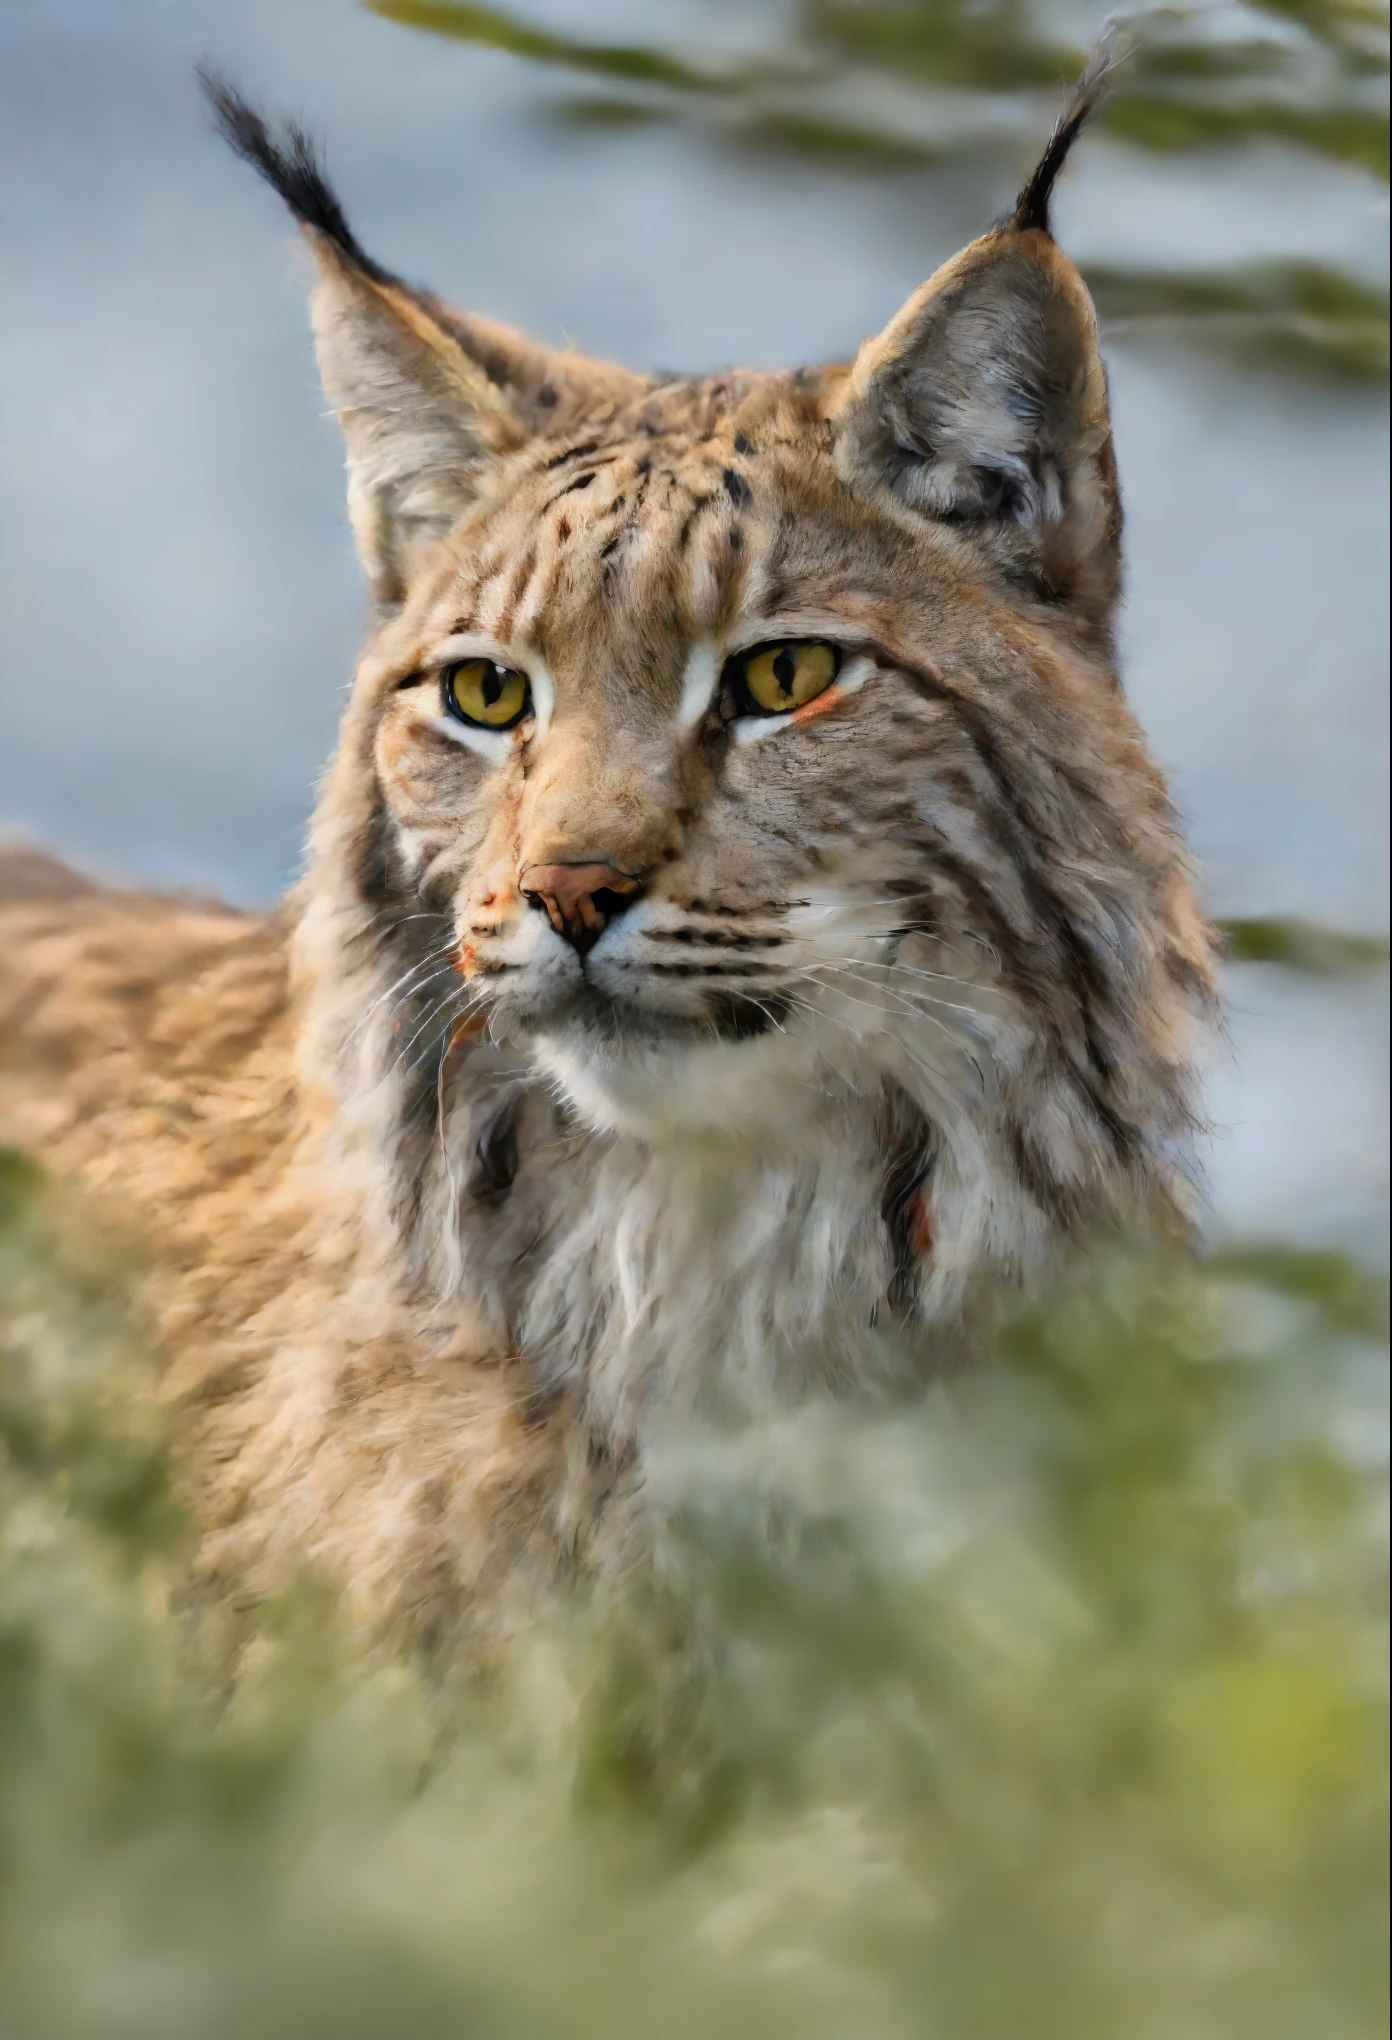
[532,1024,827,1142]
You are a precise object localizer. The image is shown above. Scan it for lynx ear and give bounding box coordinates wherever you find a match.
[304,245,526,611]
[834,56,1120,627]
[203,74,527,610]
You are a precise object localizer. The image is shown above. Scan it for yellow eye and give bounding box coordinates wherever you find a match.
[444,659,530,729]
[740,640,840,717]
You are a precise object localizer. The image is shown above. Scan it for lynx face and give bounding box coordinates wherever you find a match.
[212,71,1215,1271]
[362,403,1008,1135]
[356,379,1115,1147]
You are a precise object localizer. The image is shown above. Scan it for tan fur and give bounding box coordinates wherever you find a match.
[0,85,1219,1655]
[0,849,572,1652]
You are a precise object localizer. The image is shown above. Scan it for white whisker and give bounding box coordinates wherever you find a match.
[796,962,987,1081]
[341,941,459,1056]
[390,982,484,1078]
[812,953,1007,1020]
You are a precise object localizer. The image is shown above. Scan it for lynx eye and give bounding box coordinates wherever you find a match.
[443,658,531,730]
[738,639,840,717]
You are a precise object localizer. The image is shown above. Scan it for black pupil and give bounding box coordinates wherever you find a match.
[772,648,797,695]
[481,666,503,708]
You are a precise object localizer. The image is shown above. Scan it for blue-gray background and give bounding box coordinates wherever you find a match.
[1,0,1387,1253]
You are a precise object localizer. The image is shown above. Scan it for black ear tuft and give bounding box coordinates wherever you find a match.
[1010,40,1119,237]
[197,65,390,284]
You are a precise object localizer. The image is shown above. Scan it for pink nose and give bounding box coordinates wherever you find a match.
[519,862,643,953]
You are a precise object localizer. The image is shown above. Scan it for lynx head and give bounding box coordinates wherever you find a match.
[207,65,1215,1295]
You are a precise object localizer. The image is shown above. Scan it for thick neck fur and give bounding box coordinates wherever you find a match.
[290,722,1204,1468]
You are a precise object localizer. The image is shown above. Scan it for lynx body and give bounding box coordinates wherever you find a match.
[0,67,1216,1649]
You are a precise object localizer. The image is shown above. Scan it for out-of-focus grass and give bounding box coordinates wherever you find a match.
[365,0,1390,381]
[1221,915,1392,972]
[1,1144,1386,2038]
[1088,265,1390,380]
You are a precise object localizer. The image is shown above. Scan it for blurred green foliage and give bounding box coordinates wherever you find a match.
[1221,915,1391,971]
[1,1147,1386,2037]
[366,0,1390,380]
[1089,261,1389,378]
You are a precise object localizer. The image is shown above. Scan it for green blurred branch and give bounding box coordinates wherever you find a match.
[366,0,1389,179]
[1219,915,1392,971]
[1088,261,1389,378]
[364,0,1389,379]
[365,0,727,90]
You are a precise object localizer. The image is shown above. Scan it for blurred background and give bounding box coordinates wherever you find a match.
[0,0,1386,1244]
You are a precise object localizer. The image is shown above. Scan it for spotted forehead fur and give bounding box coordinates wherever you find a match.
[400,377,833,660]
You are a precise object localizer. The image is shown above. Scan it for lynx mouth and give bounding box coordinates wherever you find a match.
[512,976,790,1050]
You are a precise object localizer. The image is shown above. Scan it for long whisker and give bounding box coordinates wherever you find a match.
[796,963,988,1082]
[376,967,469,1074]
[806,954,965,1006]
[794,984,986,1098]
[341,941,459,1055]
[393,1005,467,1081]
[800,961,960,1024]
[853,901,1005,967]
[729,989,788,1035]
[358,907,454,952]
[390,978,486,1079]
[385,961,463,1028]
[810,953,1007,1021]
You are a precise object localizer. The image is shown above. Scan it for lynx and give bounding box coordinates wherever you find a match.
[0,61,1216,1651]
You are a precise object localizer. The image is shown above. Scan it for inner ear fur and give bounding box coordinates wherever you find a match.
[307,262,646,611]
[202,72,641,611]
[306,242,529,610]
[834,226,1120,626]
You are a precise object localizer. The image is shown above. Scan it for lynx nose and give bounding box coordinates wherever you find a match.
[520,862,643,956]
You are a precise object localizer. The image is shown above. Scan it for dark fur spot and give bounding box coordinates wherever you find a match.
[707,992,790,1041]
[683,899,798,918]
[733,432,753,454]
[542,438,602,471]
[721,467,751,508]
[647,961,778,978]
[352,782,394,903]
[881,1101,939,1312]
[1010,1126,1080,1228]
[676,497,714,553]
[466,1095,520,1205]
[643,927,786,949]
[495,546,538,638]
